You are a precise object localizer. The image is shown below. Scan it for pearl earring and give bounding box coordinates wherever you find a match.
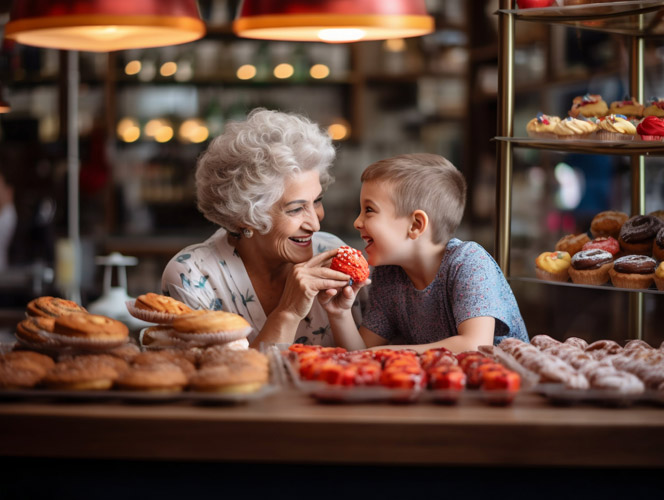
[242,228,253,238]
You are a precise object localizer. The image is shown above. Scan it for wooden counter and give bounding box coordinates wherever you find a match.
[1,389,663,467]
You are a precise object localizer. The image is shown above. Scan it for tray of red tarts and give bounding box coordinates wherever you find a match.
[282,344,532,405]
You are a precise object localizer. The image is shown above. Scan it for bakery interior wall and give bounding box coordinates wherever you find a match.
[0,0,662,345]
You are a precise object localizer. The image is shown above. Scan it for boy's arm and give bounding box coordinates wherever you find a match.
[368,316,494,354]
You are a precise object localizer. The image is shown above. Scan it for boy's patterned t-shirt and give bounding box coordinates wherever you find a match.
[161,228,361,346]
[362,238,529,345]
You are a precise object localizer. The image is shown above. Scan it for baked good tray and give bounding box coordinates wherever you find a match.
[536,383,664,407]
[276,348,526,405]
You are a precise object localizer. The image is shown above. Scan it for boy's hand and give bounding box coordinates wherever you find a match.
[317,279,370,318]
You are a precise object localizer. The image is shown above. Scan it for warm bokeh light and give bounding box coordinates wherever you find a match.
[124,60,142,75]
[383,38,406,52]
[318,28,365,42]
[117,117,140,142]
[273,63,294,79]
[309,63,330,79]
[236,64,257,80]
[160,61,178,77]
[155,125,174,143]
[144,118,164,138]
[327,120,350,141]
[178,118,209,143]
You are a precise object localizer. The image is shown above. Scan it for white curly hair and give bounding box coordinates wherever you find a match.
[195,108,336,234]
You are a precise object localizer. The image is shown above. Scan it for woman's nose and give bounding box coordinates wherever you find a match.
[305,205,321,231]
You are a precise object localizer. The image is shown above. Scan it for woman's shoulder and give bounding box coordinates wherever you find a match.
[165,229,231,268]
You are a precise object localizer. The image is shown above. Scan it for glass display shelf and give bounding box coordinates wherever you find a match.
[494,136,664,155]
[500,1,664,37]
[508,276,664,295]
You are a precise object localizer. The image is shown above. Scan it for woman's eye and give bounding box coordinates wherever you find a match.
[286,207,304,215]
[314,197,323,205]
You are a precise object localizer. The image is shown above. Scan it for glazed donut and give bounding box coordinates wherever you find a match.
[585,339,623,360]
[555,233,590,257]
[623,339,653,351]
[564,337,589,350]
[582,236,620,256]
[584,365,645,394]
[618,215,664,255]
[653,227,664,262]
[590,211,628,239]
[530,334,561,350]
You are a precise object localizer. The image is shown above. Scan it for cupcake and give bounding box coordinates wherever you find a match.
[595,114,637,141]
[526,112,561,139]
[643,97,664,117]
[654,226,664,262]
[555,233,590,257]
[618,215,664,255]
[649,209,664,223]
[609,255,656,289]
[655,262,664,291]
[568,249,614,285]
[535,251,571,282]
[553,116,598,140]
[590,210,628,239]
[569,94,608,118]
[608,97,643,119]
[582,236,620,257]
[636,115,664,141]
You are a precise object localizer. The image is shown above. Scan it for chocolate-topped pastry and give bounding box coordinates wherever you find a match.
[609,255,656,289]
[568,249,613,285]
[618,215,664,255]
[653,226,664,261]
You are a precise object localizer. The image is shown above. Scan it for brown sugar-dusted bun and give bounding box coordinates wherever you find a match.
[609,255,657,289]
[26,296,87,318]
[135,293,193,314]
[131,350,196,377]
[53,312,129,341]
[189,363,269,393]
[590,211,628,239]
[0,357,47,389]
[1,350,55,376]
[555,233,590,257]
[568,249,613,285]
[172,310,251,334]
[106,342,141,363]
[618,215,664,256]
[114,363,188,392]
[654,227,664,262]
[43,357,121,390]
[15,316,56,345]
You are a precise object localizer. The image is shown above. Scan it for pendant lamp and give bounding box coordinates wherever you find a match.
[4,0,206,52]
[233,0,434,43]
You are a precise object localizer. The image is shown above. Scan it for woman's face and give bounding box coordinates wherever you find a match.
[254,169,325,264]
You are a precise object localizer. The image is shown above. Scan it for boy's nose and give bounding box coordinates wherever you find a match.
[353,214,362,229]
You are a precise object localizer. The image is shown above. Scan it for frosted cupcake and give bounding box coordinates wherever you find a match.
[608,97,643,119]
[526,112,561,139]
[569,94,608,118]
[554,116,598,140]
[643,97,664,117]
[596,114,637,141]
[636,115,664,141]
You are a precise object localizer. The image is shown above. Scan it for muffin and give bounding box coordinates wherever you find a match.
[526,112,561,139]
[555,233,590,257]
[595,114,637,141]
[643,98,664,118]
[568,249,613,285]
[568,94,608,118]
[535,251,571,282]
[655,262,664,291]
[609,255,657,289]
[608,97,643,119]
[554,116,598,140]
[590,210,628,239]
[618,215,664,255]
[637,115,664,141]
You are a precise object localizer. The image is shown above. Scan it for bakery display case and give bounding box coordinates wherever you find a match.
[495,0,664,340]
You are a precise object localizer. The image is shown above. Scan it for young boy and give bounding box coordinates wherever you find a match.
[320,153,529,353]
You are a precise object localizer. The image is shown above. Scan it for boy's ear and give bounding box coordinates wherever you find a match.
[408,210,428,239]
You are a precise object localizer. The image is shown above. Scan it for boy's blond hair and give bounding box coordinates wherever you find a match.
[361,153,466,245]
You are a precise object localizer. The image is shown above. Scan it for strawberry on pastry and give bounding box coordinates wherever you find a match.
[330,246,370,285]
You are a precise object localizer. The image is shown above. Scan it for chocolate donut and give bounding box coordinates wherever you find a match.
[620,215,663,242]
[613,255,656,274]
[654,227,664,261]
[571,249,613,270]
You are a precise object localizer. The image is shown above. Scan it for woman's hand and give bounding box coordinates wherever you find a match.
[276,249,351,321]
[317,279,370,319]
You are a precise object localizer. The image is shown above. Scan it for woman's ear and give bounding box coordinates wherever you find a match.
[408,210,429,239]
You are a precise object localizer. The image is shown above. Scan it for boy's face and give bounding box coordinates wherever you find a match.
[354,180,411,266]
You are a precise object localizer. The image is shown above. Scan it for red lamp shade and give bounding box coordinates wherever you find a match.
[4,0,206,52]
[233,0,434,43]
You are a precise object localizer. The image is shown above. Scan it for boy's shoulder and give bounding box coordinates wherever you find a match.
[445,239,491,260]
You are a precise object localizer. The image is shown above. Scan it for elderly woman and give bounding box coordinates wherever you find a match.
[161,108,364,347]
